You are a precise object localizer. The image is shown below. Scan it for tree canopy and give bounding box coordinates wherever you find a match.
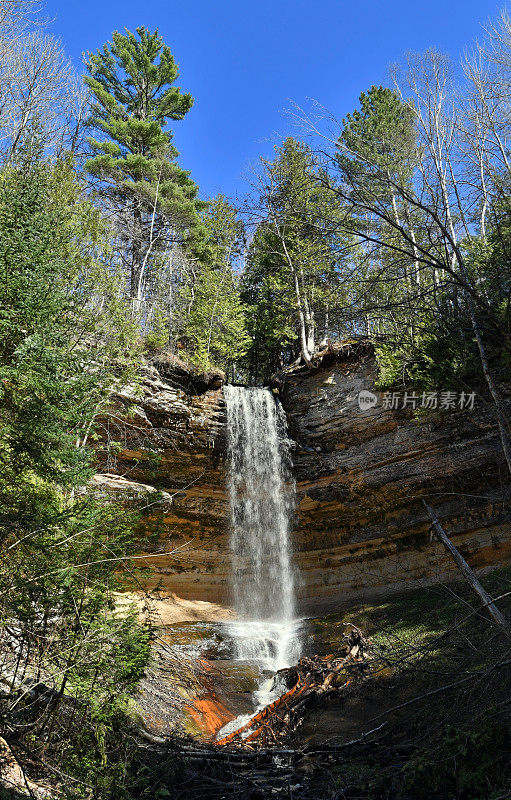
[85,27,204,304]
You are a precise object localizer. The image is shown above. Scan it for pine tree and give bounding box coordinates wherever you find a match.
[338,86,427,355]
[242,224,298,382]
[0,156,94,497]
[84,27,204,307]
[180,195,249,372]
[339,86,416,201]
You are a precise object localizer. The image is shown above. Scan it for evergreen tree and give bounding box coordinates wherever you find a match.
[337,86,438,374]
[180,195,249,372]
[242,224,300,382]
[84,27,204,306]
[0,151,150,793]
[339,86,416,203]
[0,155,95,498]
[244,138,345,376]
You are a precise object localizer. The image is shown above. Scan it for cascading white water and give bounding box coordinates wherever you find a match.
[222,385,301,713]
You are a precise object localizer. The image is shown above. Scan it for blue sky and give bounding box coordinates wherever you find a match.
[46,0,502,201]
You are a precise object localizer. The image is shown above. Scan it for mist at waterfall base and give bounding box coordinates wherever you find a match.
[218,386,302,738]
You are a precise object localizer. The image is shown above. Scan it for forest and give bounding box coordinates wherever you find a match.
[1,0,511,798]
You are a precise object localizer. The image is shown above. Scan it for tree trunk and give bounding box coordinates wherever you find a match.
[280,235,313,366]
[131,203,143,309]
[424,502,510,635]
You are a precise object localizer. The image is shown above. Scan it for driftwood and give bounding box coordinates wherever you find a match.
[216,625,372,747]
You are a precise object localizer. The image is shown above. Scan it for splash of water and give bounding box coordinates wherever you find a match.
[222,386,301,714]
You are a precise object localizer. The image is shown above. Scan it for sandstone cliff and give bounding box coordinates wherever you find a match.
[93,345,511,615]
[279,340,511,611]
[93,355,229,608]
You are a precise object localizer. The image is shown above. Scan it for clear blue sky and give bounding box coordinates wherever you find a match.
[46,0,502,201]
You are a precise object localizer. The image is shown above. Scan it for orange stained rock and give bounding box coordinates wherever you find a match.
[186,694,235,735]
[197,658,215,672]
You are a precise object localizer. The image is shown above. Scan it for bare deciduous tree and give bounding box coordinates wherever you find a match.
[0,2,90,162]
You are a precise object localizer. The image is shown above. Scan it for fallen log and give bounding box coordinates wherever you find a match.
[216,624,372,748]
[424,501,511,636]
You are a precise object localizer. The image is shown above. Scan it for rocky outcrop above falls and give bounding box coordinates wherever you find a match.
[279,339,511,612]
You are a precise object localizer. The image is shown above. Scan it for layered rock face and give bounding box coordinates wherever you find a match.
[279,341,511,612]
[93,356,230,606]
[95,346,511,615]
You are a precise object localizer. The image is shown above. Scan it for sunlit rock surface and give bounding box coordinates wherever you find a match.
[93,355,229,606]
[94,345,511,615]
[279,340,511,612]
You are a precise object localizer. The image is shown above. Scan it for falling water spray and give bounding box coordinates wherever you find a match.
[223,385,301,710]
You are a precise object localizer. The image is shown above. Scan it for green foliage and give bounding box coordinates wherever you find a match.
[372,232,511,392]
[339,85,417,200]
[144,306,169,351]
[85,27,205,300]
[55,613,152,798]
[243,137,346,380]
[336,84,509,393]
[0,156,95,493]
[180,195,250,372]
[242,224,298,381]
[0,152,138,516]
[374,325,481,391]
[0,150,151,797]
[402,713,510,800]
[374,342,403,387]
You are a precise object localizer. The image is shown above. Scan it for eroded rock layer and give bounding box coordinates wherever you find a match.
[279,341,511,612]
[94,346,511,614]
[93,357,230,606]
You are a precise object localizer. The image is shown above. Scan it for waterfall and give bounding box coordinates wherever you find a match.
[223,386,301,709]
